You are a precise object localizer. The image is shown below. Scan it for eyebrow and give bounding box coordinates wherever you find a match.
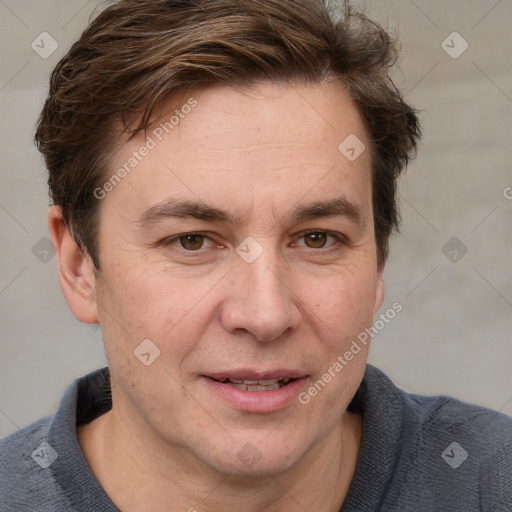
[136,196,365,228]
[291,197,365,226]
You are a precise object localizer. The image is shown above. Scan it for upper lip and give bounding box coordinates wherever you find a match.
[203,369,308,381]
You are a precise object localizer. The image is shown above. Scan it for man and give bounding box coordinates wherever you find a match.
[0,0,510,510]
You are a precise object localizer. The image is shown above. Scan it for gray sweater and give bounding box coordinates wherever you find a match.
[1,364,511,511]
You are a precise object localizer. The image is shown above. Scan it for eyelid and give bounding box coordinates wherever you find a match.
[161,232,219,251]
[160,229,348,253]
[292,229,349,249]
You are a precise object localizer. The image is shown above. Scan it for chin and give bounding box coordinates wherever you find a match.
[219,453,302,479]
[197,433,312,479]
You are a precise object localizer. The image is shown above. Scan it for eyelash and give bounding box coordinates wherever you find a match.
[160,230,348,255]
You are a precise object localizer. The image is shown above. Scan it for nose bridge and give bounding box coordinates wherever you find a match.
[248,253,288,308]
[222,243,300,341]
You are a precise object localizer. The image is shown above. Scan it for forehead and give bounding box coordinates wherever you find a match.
[103,81,372,223]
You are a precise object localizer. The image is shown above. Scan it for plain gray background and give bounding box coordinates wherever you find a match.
[0,0,511,438]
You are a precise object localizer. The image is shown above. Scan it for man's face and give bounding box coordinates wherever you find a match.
[92,81,383,476]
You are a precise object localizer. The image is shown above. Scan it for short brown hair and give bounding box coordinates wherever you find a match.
[35,0,420,269]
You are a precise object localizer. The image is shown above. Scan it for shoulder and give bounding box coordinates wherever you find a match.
[401,384,512,456]
[0,415,53,466]
[358,365,512,511]
[0,416,66,510]
[405,389,512,508]
[0,368,114,511]
[363,364,512,446]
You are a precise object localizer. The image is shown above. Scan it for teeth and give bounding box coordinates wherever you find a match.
[219,377,295,391]
[229,383,281,392]
[225,378,291,386]
[213,376,296,390]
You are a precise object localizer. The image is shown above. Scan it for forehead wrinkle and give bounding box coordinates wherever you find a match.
[207,141,324,151]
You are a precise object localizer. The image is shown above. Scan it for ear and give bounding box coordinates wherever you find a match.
[48,206,99,324]
[373,273,385,314]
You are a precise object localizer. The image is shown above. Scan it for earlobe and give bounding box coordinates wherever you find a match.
[47,206,99,324]
[373,273,385,314]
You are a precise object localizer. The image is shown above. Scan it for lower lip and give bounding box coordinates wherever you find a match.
[201,377,308,413]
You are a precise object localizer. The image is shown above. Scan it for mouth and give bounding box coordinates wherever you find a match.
[207,376,297,392]
[201,370,308,412]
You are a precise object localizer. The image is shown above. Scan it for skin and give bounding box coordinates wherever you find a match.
[49,81,384,511]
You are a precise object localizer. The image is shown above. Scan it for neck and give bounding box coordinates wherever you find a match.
[78,405,362,512]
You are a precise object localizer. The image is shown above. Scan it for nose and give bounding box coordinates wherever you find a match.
[220,252,302,342]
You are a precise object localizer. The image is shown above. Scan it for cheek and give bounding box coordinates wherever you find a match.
[306,264,378,336]
[94,262,168,366]
[95,260,220,366]
[98,264,166,329]
[298,270,375,419]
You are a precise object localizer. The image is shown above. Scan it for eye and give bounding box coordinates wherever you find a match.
[296,231,345,250]
[161,232,217,252]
